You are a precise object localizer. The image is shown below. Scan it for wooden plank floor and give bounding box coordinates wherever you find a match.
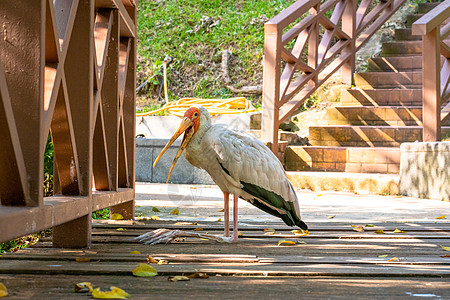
[1,220,450,299]
[1,183,450,298]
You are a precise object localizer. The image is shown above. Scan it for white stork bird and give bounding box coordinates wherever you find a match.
[139,105,307,244]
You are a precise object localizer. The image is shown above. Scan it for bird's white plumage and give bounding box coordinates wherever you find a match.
[183,106,302,221]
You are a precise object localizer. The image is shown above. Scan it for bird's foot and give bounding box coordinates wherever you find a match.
[135,229,234,245]
[134,228,185,245]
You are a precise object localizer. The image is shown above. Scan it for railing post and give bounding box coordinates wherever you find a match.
[422,28,441,142]
[342,0,356,85]
[308,3,320,86]
[262,22,281,153]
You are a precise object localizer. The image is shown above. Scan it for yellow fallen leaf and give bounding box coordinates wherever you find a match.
[440,245,450,251]
[238,232,243,237]
[0,283,8,298]
[152,207,160,212]
[116,228,125,231]
[436,215,446,219]
[378,255,388,258]
[168,276,190,282]
[365,224,375,227]
[188,272,209,279]
[388,257,400,262]
[291,229,309,236]
[149,216,160,220]
[157,260,168,265]
[218,208,224,212]
[327,215,336,219]
[393,228,406,233]
[92,287,130,299]
[193,227,203,231]
[352,225,364,232]
[316,194,323,197]
[132,263,158,277]
[278,240,297,246]
[129,251,140,255]
[375,230,385,234]
[264,231,275,235]
[75,257,91,262]
[169,209,179,215]
[111,213,123,220]
[217,218,222,222]
[74,282,94,293]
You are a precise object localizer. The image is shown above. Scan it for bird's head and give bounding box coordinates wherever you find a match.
[153,106,206,183]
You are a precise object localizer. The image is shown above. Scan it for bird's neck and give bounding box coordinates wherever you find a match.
[191,120,211,146]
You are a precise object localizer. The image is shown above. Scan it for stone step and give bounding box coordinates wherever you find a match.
[285,146,400,174]
[286,171,399,195]
[325,106,425,126]
[341,89,422,106]
[394,28,421,41]
[367,56,421,72]
[308,125,450,147]
[354,71,421,89]
[381,41,422,56]
[418,2,440,14]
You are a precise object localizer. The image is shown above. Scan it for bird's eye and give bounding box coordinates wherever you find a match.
[193,112,198,117]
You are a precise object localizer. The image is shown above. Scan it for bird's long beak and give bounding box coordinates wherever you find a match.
[153,117,195,183]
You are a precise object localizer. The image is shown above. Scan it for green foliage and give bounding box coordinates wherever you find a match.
[44,135,54,197]
[92,208,111,220]
[0,230,51,255]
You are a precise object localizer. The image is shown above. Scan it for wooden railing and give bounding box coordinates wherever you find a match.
[413,0,450,142]
[262,0,406,151]
[0,0,137,248]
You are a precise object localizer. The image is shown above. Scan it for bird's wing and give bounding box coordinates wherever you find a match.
[203,125,306,229]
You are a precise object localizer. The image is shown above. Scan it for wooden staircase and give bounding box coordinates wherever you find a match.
[284,2,450,190]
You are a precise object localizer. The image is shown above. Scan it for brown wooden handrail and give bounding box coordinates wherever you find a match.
[0,0,137,248]
[412,0,450,142]
[262,0,406,152]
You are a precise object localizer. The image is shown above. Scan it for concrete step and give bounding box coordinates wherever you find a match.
[285,146,400,174]
[354,71,421,89]
[341,89,422,106]
[308,125,450,147]
[286,171,399,195]
[418,2,440,14]
[394,28,421,41]
[325,106,426,126]
[381,41,422,56]
[367,56,421,72]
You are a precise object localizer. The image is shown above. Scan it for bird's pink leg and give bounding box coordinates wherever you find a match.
[223,192,230,237]
[232,194,238,243]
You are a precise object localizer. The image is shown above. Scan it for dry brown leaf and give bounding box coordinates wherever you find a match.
[193,227,203,231]
[169,209,179,215]
[393,228,406,233]
[168,276,190,282]
[92,286,130,299]
[111,213,123,220]
[217,218,222,222]
[149,216,160,220]
[352,225,364,232]
[218,208,224,212]
[238,232,243,237]
[132,263,158,277]
[264,228,275,232]
[74,282,94,293]
[264,231,275,235]
[440,254,450,258]
[436,215,446,219]
[147,256,159,264]
[188,272,209,279]
[291,229,309,236]
[387,257,400,262]
[0,283,8,298]
[327,215,336,219]
[174,222,197,226]
[375,230,385,234]
[75,257,91,262]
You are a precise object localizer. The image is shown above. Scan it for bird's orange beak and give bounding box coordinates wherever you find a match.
[153,117,195,183]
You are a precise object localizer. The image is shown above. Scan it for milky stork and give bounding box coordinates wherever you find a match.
[138,105,307,244]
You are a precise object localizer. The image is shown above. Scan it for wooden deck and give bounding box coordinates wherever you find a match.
[1,219,450,299]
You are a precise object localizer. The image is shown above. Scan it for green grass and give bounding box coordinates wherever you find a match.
[137,0,296,104]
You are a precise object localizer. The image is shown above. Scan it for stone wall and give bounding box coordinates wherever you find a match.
[136,138,214,184]
[399,142,450,201]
